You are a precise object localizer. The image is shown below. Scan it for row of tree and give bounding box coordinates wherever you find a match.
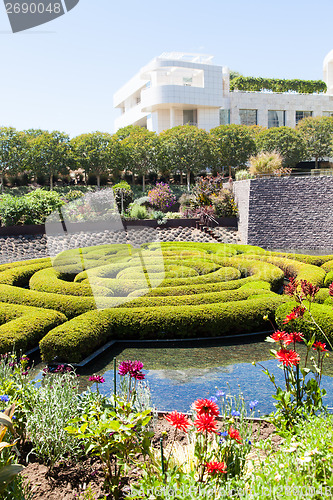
[1,116,333,191]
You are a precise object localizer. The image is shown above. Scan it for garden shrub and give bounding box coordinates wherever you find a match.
[129,204,148,219]
[112,181,133,211]
[0,261,52,287]
[40,293,288,363]
[324,270,333,287]
[0,303,67,354]
[148,183,176,212]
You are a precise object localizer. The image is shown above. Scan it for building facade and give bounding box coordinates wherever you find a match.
[114,51,333,133]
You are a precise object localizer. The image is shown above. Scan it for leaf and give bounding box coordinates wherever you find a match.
[0,442,14,452]
[0,464,24,492]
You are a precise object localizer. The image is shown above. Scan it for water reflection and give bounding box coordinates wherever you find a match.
[32,336,333,415]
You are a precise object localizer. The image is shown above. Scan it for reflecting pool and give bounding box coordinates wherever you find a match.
[33,335,333,416]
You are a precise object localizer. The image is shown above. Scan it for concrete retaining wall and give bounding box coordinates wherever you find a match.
[233,176,333,251]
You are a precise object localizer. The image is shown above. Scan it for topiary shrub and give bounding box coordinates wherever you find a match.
[112,181,133,212]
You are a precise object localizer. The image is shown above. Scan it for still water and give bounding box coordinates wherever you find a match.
[33,335,333,416]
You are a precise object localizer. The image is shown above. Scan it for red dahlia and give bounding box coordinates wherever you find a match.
[194,414,218,434]
[270,330,287,342]
[313,341,328,352]
[165,411,191,432]
[282,306,305,324]
[283,332,304,346]
[193,398,219,417]
[228,427,242,443]
[206,461,227,474]
[276,348,300,367]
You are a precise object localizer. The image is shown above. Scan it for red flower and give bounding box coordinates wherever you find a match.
[283,306,305,324]
[194,414,218,434]
[276,348,300,367]
[329,283,333,297]
[165,411,191,432]
[283,332,304,346]
[228,427,242,443]
[284,278,299,297]
[270,330,287,342]
[193,398,219,417]
[206,461,227,475]
[313,341,328,352]
[300,280,319,300]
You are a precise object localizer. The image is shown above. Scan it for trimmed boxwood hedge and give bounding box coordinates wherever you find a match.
[0,302,67,354]
[0,242,332,362]
[40,294,289,363]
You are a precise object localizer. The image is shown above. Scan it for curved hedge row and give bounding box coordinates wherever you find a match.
[0,242,332,362]
[40,293,289,363]
[0,302,67,354]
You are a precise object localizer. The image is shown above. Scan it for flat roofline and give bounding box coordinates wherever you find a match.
[158,52,214,64]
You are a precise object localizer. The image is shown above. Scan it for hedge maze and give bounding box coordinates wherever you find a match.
[0,241,333,363]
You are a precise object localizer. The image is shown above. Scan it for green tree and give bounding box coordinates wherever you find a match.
[0,127,27,192]
[28,130,72,190]
[71,132,120,188]
[120,127,159,191]
[256,126,306,168]
[159,125,212,191]
[210,124,257,178]
[296,116,333,168]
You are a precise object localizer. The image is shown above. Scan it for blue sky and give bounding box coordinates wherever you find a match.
[0,0,332,137]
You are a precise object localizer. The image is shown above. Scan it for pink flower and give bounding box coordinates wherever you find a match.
[89,375,105,384]
[118,360,145,380]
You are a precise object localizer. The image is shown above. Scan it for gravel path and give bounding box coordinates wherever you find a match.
[0,226,241,264]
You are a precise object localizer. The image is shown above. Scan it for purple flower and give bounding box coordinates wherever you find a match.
[89,375,105,384]
[218,431,228,437]
[210,396,218,403]
[118,360,133,376]
[0,395,9,402]
[249,400,259,410]
[216,390,225,397]
[231,410,241,417]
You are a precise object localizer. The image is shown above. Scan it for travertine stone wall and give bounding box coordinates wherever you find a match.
[233,176,333,251]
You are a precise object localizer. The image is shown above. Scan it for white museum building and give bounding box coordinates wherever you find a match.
[114,51,333,133]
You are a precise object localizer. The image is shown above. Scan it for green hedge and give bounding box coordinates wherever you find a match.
[0,302,67,354]
[0,284,96,319]
[40,294,288,363]
[230,76,326,94]
[0,261,52,287]
[275,300,333,342]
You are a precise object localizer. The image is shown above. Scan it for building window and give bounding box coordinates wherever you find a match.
[323,111,333,117]
[295,111,312,125]
[183,77,193,86]
[183,109,197,126]
[239,109,257,126]
[219,109,230,125]
[268,110,285,128]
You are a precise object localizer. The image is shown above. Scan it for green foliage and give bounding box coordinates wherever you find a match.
[159,125,213,190]
[66,395,153,497]
[256,127,306,168]
[0,189,63,226]
[0,302,67,354]
[0,405,24,495]
[112,181,133,212]
[297,116,333,167]
[26,369,81,468]
[210,125,257,177]
[40,294,287,363]
[230,76,327,93]
[129,204,148,219]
